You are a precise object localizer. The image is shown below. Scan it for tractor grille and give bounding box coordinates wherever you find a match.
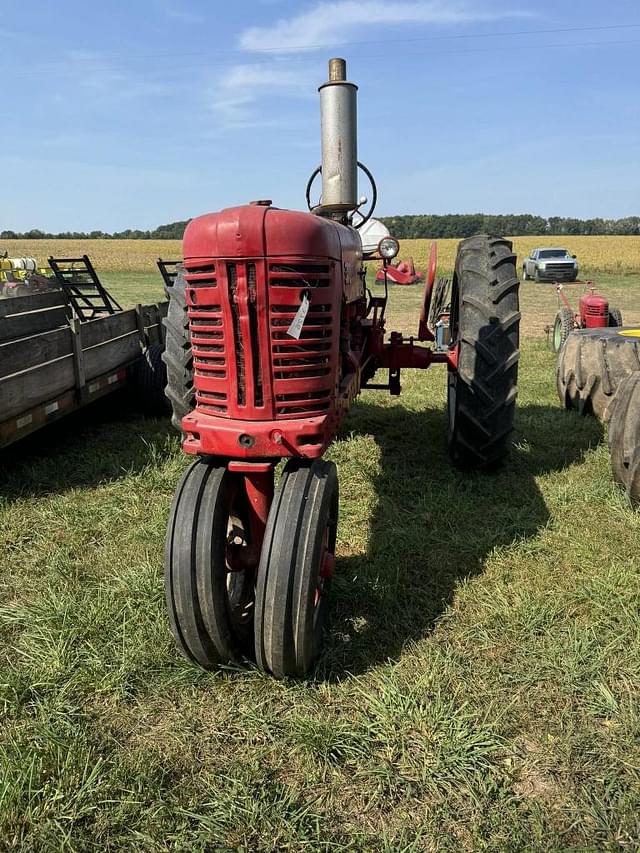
[184,260,229,415]
[585,303,607,318]
[186,258,339,420]
[268,262,335,418]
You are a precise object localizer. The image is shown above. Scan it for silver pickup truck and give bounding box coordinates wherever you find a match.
[522,247,578,282]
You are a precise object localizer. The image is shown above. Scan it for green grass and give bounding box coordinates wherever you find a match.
[1,281,640,849]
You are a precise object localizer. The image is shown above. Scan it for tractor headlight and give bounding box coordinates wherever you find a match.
[378,237,400,260]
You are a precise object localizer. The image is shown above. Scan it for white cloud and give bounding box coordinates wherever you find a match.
[209,62,315,129]
[239,0,529,52]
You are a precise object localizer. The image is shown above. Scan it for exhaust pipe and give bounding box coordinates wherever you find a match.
[319,58,358,214]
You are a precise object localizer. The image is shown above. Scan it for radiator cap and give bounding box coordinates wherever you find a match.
[249,199,272,206]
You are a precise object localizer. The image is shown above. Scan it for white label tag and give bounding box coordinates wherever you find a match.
[286,294,310,339]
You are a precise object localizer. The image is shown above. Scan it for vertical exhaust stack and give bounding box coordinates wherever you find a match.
[319,58,358,215]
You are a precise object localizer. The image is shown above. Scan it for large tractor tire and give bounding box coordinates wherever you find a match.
[162,266,194,432]
[557,328,640,421]
[609,373,640,506]
[255,459,338,679]
[447,235,520,470]
[133,343,171,415]
[552,307,575,352]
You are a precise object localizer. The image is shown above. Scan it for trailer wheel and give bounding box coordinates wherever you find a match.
[134,343,171,415]
[448,235,520,469]
[557,328,640,421]
[609,307,623,327]
[162,266,194,432]
[609,373,640,506]
[255,459,338,679]
[552,307,575,352]
[165,460,256,668]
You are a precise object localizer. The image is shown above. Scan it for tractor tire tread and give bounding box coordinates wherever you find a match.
[557,328,640,421]
[448,234,520,469]
[162,266,194,432]
[608,372,640,505]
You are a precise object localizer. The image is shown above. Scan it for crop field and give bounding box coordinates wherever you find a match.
[3,234,640,276]
[1,247,640,849]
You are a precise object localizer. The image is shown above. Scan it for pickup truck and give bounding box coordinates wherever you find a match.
[522,247,578,282]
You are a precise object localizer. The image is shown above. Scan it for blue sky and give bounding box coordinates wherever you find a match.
[3,0,639,231]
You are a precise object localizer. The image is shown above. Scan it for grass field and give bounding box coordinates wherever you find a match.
[1,265,640,849]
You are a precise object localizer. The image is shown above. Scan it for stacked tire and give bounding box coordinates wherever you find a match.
[556,327,640,421]
[557,326,640,508]
[609,373,640,506]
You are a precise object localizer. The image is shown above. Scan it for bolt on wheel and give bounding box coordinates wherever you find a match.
[164,459,257,668]
[254,459,339,679]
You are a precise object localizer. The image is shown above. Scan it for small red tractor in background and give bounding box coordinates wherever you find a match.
[162,59,520,678]
[550,282,622,352]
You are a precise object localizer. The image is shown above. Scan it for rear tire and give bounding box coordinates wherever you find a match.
[608,373,640,506]
[165,460,256,668]
[557,328,640,421]
[255,459,338,679]
[609,307,623,327]
[447,235,520,469]
[134,343,171,415]
[162,266,194,432]
[552,307,575,352]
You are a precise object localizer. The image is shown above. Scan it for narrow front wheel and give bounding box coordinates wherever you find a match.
[165,460,256,668]
[255,459,338,679]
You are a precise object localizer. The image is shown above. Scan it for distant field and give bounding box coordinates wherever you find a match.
[3,235,640,275]
[401,235,640,277]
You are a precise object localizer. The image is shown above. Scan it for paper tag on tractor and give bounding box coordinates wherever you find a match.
[287,294,310,339]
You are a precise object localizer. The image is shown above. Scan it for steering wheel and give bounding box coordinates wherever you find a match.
[305,161,377,229]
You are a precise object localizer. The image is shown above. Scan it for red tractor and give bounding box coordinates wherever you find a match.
[551,283,622,352]
[162,59,520,678]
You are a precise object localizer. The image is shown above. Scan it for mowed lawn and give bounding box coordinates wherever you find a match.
[1,268,640,849]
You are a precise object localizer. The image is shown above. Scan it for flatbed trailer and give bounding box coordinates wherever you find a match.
[0,289,167,449]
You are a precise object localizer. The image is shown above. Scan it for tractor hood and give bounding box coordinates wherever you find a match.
[183,204,360,262]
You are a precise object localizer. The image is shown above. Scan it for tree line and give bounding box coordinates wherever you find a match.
[378,214,640,238]
[2,215,639,241]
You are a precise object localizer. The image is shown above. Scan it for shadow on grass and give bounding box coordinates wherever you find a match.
[0,384,604,681]
[321,400,604,679]
[0,390,176,500]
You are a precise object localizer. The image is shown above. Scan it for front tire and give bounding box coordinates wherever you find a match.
[165,460,256,668]
[448,235,520,469]
[255,459,338,678]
